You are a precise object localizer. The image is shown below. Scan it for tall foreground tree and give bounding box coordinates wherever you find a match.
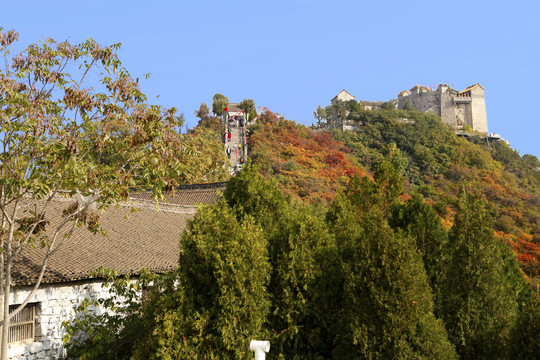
[390,192,449,312]
[327,172,457,359]
[225,164,342,358]
[139,199,270,359]
[0,30,185,359]
[440,192,527,359]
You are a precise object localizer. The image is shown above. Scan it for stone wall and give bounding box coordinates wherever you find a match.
[398,85,488,133]
[398,90,441,116]
[8,280,112,359]
[440,91,457,128]
[470,86,488,132]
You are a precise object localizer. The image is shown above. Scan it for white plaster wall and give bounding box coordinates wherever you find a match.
[7,280,111,360]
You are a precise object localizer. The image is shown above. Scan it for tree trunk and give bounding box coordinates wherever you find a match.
[0,240,11,360]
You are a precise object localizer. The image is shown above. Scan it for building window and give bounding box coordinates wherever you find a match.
[8,303,37,343]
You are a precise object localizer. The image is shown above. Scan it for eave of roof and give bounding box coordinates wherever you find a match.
[331,89,355,101]
[460,83,484,92]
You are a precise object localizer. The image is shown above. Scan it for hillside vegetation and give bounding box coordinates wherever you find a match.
[64,103,539,360]
[248,105,540,283]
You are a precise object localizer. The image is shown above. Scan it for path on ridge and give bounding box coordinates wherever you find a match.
[226,123,243,173]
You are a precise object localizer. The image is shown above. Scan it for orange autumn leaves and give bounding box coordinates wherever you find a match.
[249,119,366,204]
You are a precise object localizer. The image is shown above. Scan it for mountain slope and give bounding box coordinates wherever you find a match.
[247,106,540,283]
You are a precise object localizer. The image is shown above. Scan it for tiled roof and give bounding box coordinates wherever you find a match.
[11,183,226,286]
[331,89,355,102]
[129,182,226,206]
[460,83,484,92]
[226,103,242,113]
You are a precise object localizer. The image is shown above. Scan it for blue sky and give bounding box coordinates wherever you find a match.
[2,0,539,157]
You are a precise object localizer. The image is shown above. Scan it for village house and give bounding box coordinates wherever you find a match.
[330,89,356,105]
[5,183,225,359]
[329,89,385,131]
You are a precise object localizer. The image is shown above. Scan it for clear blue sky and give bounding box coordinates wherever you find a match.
[2,0,539,157]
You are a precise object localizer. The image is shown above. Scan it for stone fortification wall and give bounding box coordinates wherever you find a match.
[440,91,457,128]
[398,84,487,132]
[397,89,441,116]
[8,280,113,359]
[470,87,488,132]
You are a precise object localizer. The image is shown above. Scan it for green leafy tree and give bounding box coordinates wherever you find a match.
[194,101,210,121]
[373,148,408,210]
[381,101,396,111]
[440,192,525,359]
[225,163,343,358]
[63,268,160,360]
[224,161,289,237]
[180,127,230,183]
[390,192,449,312]
[136,199,270,359]
[212,93,229,116]
[509,291,540,359]
[313,105,326,127]
[0,30,185,359]
[269,206,342,359]
[327,175,457,360]
[238,98,256,121]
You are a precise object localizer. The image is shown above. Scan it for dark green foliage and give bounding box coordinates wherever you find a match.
[390,192,449,311]
[239,98,257,121]
[373,149,408,209]
[212,93,229,116]
[330,106,459,186]
[327,175,457,360]
[224,161,290,238]
[440,193,524,359]
[144,199,270,359]
[269,206,342,359]
[491,141,540,189]
[63,268,159,360]
[509,291,540,359]
[62,155,538,358]
[403,102,416,111]
[225,163,342,358]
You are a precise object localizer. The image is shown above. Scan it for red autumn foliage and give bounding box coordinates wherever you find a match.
[518,253,537,264]
[249,118,366,204]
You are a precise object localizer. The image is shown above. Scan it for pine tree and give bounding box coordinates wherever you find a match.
[269,206,342,359]
[509,291,540,359]
[225,163,343,358]
[390,192,449,312]
[328,175,457,359]
[224,161,289,238]
[143,199,270,359]
[441,192,523,359]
